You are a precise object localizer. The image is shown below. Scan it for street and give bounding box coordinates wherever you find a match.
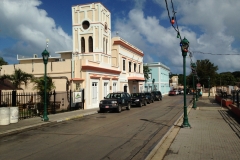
[0,95,192,160]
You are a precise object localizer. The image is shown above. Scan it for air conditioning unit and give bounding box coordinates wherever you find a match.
[33,54,38,58]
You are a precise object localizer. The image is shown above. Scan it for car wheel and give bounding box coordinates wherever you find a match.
[144,100,147,106]
[139,102,142,107]
[126,103,131,110]
[99,108,104,113]
[117,106,122,113]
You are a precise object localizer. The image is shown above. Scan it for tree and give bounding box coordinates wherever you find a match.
[195,59,218,87]
[1,68,33,89]
[31,76,56,105]
[0,57,8,66]
[143,65,151,80]
[218,72,236,86]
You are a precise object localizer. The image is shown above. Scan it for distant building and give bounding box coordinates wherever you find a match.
[144,62,171,95]
[170,76,179,89]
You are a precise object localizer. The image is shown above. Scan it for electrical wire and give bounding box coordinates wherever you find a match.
[191,51,240,55]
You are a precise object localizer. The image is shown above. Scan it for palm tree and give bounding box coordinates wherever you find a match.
[143,65,151,80]
[31,76,56,105]
[0,68,33,89]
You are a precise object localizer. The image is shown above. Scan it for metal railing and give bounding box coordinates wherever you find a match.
[0,90,78,120]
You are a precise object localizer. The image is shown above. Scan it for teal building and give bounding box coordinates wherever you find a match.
[144,62,171,95]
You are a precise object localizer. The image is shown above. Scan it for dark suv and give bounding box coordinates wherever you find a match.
[130,93,147,107]
[99,92,131,113]
[151,91,162,101]
[143,92,154,104]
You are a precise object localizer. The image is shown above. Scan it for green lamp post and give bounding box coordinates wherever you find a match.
[181,37,191,128]
[152,78,155,91]
[196,76,199,101]
[208,76,210,98]
[191,63,196,109]
[42,49,49,122]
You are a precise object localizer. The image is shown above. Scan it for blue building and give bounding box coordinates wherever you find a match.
[144,62,171,95]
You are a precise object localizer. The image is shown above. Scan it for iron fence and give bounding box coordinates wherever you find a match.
[0,90,80,120]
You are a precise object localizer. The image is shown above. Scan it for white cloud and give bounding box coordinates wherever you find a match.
[113,0,240,73]
[0,0,72,63]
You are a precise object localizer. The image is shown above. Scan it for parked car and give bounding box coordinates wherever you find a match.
[174,89,179,95]
[151,91,162,101]
[144,92,154,104]
[169,90,177,96]
[178,89,184,94]
[130,93,147,107]
[99,92,131,113]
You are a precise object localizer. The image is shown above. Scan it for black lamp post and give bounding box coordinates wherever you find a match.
[42,49,49,122]
[181,37,191,128]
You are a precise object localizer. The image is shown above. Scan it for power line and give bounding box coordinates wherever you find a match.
[190,51,240,56]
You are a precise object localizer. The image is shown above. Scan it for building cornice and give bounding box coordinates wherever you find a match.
[113,40,144,57]
[82,65,121,74]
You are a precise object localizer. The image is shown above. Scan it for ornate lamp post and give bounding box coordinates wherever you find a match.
[42,49,49,121]
[181,37,191,128]
[196,76,199,101]
[152,78,155,91]
[208,76,210,97]
[191,63,197,109]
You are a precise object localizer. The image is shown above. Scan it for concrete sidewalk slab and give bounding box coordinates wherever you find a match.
[149,97,240,160]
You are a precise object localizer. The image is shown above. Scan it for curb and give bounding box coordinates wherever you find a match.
[145,102,193,160]
[0,111,98,137]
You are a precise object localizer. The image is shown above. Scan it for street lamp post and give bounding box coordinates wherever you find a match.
[152,78,155,91]
[191,63,196,109]
[208,77,210,98]
[42,49,49,122]
[196,76,199,101]
[181,37,191,128]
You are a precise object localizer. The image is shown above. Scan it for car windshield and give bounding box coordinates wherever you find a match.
[131,93,141,97]
[153,91,161,95]
[105,93,121,99]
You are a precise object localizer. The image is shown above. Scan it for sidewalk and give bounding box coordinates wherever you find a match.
[148,97,240,160]
[0,108,99,137]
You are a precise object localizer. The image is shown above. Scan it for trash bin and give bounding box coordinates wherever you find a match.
[10,107,19,123]
[0,107,10,125]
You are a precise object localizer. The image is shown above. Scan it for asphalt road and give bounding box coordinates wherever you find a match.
[0,95,192,160]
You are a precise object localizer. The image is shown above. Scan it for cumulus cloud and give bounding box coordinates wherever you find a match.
[113,0,240,73]
[0,0,72,63]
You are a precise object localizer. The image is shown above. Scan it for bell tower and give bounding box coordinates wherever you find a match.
[72,2,111,54]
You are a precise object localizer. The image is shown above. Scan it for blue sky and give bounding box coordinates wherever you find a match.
[0,0,240,74]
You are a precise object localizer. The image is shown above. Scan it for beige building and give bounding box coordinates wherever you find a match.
[1,2,145,109]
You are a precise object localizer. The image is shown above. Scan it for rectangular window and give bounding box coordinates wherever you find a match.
[123,59,125,71]
[113,82,117,92]
[139,64,141,73]
[129,62,131,72]
[76,83,80,90]
[104,82,108,97]
[134,63,136,72]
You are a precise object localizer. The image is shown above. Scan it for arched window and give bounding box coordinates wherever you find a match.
[81,37,85,53]
[103,38,105,53]
[106,39,108,54]
[88,36,93,52]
